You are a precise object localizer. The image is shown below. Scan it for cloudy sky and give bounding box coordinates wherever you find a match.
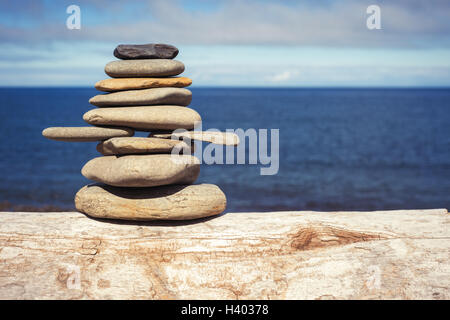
[1,0,450,87]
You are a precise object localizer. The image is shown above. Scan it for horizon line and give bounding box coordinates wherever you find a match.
[1,85,450,90]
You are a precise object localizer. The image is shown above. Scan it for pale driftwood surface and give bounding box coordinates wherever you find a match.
[0,209,449,300]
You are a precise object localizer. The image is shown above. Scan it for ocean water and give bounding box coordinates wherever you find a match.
[0,87,449,212]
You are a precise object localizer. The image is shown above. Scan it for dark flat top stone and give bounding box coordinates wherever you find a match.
[114,44,179,60]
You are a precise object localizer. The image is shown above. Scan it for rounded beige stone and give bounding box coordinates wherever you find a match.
[83,106,201,131]
[81,154,200,187]
[42,126,134,142]
[105,59,184,78]
[75,183,226,221]
[96,137,189,155]
[95,77,192,92]
[89,88,192,107]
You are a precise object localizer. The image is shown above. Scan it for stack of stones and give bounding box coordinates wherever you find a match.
[42,43,239,221]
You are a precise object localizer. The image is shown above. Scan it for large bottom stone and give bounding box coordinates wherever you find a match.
[75,183,227,220]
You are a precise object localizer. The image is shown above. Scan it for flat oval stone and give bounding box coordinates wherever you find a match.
[42,126,134,142]
[151,131,240,146]
[97,137,189,155]
[81,154,200,187]
[114,44,179,60]
[75,183,226,221]
[83,106,201,131]
[95,77,192,92]
[89,88,192,107]
[105,59,184,78]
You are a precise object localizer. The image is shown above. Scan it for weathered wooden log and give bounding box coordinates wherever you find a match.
[0,209,448,300]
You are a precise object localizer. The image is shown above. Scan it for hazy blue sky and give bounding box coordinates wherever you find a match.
[1,0,450,87]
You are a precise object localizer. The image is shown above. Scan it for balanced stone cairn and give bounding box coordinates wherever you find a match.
[42,43,239,221]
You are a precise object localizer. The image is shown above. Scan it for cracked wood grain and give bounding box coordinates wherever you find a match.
[0,209,448,299]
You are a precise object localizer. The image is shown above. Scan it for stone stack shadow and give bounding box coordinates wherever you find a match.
[42,43,239,221]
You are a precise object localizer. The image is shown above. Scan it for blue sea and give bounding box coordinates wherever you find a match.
[0,87,449,212]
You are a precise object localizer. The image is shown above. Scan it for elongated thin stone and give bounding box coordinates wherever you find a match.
[95,77,192,92]
[75,183,227,221]
[83,106,201,131]
[151,131,240,146]
[81,154,200,187]
[89,88,192,107]
[42,126,134,142]
[105,59,184,78]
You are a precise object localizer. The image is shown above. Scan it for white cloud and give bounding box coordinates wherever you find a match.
[268,71,299,83]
